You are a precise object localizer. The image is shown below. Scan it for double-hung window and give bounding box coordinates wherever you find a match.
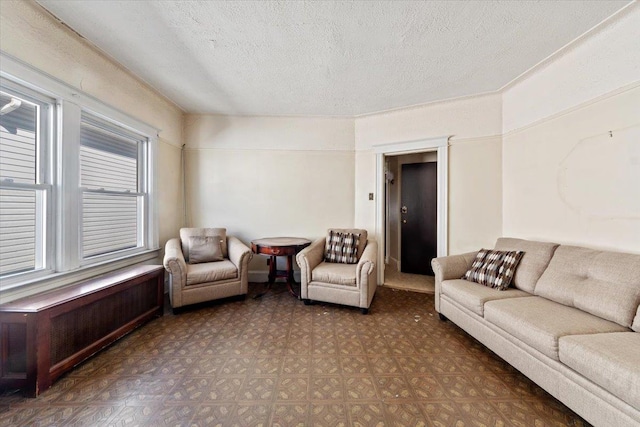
[0,86,52,278]
[0,54,158,295]
[80,115,147,261]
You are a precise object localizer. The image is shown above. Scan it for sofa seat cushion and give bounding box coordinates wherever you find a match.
[441,279,532,316]
[484,297,628,360]
[186,260,237,285]
[559,332,640,410]
[312,262,356,286]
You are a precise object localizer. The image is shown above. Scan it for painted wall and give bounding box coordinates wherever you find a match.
[502,4,640,253]
[503,87,640,253]
[0,0,185,251]
[503,4,640,133]
[183,114,355,276]
[355,94,504,255]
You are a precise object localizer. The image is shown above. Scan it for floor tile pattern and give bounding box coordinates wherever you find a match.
[0,285,591,426]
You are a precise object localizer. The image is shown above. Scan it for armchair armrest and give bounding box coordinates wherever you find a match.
[163,238,187,307]
[296,238,325,298]
[356,240,377,284]
[356,240,378,308]
[227,236,253,269]
[227,236,252,294]
[431,251,478,312]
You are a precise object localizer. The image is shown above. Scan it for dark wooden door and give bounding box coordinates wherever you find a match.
[400,162,437,275]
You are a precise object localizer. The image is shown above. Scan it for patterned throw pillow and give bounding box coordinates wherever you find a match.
[325,231,361,264]
[463,249,525,290]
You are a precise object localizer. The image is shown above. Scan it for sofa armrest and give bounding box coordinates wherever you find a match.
[357,240,378,309]
[163,237,187,307]
[431,251,478,313]
[296,238,325,298]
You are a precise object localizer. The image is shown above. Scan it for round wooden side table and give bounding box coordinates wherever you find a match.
[251,237,311,299]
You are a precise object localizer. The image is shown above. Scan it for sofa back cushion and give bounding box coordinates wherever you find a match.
[180,228,227,262]
[327,228,367,261]
[494,238,559,293]
[633,305,640,333]
[535,245,640,328]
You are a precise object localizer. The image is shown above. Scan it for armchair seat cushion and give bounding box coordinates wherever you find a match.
[186,260,237,285]
[312,262,357,287]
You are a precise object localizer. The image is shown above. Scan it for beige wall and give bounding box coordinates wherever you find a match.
[0,0,185,251]
[503,87,640,253]
[355,94,503,255]
[4,0,637,289]
[502,4,640,133]
[502,4,640,253]
[183,114,355,275]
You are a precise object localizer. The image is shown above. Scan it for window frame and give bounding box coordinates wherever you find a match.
[78,112,150,264]
[0,53,159,297]
[0,79,55,281]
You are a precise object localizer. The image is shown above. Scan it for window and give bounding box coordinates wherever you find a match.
[0,55,158,293]
[0,88,51,277]
[80,115,147,260]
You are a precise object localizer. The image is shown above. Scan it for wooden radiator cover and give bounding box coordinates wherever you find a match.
[0,265,164,397]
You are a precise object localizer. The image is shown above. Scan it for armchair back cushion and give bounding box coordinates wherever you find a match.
[327,228,367,261]
[180,228,227,262]
[188,236,224,264]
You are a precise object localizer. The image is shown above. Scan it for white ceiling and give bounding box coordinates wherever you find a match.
[37,0,630,117]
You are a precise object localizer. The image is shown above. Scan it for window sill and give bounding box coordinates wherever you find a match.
[0,249,161,304]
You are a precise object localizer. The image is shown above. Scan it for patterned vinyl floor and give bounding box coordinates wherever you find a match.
[0,285,590,426]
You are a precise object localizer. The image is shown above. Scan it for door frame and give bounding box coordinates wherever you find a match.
[374,136,449,284]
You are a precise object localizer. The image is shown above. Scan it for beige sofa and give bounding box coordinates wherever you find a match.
[432,238,640,427]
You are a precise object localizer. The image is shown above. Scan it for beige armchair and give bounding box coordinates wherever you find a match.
[163,228,252,309]
[296,229,378,314]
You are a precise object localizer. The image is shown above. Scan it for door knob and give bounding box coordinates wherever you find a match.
[402,220,407,224]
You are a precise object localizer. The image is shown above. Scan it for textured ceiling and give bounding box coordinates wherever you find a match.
[37,0,630,116]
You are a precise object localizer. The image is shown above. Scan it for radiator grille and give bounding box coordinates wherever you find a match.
[50,279,157,366]
[2,323,27,375]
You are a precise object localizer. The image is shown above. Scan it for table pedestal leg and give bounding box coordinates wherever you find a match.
[253,255,277,299]
[254,254,300,299]
[268,255,277,283]
[285,255,299,299]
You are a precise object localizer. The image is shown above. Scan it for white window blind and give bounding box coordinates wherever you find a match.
[80,117,144,259]
[0,92,46,276]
